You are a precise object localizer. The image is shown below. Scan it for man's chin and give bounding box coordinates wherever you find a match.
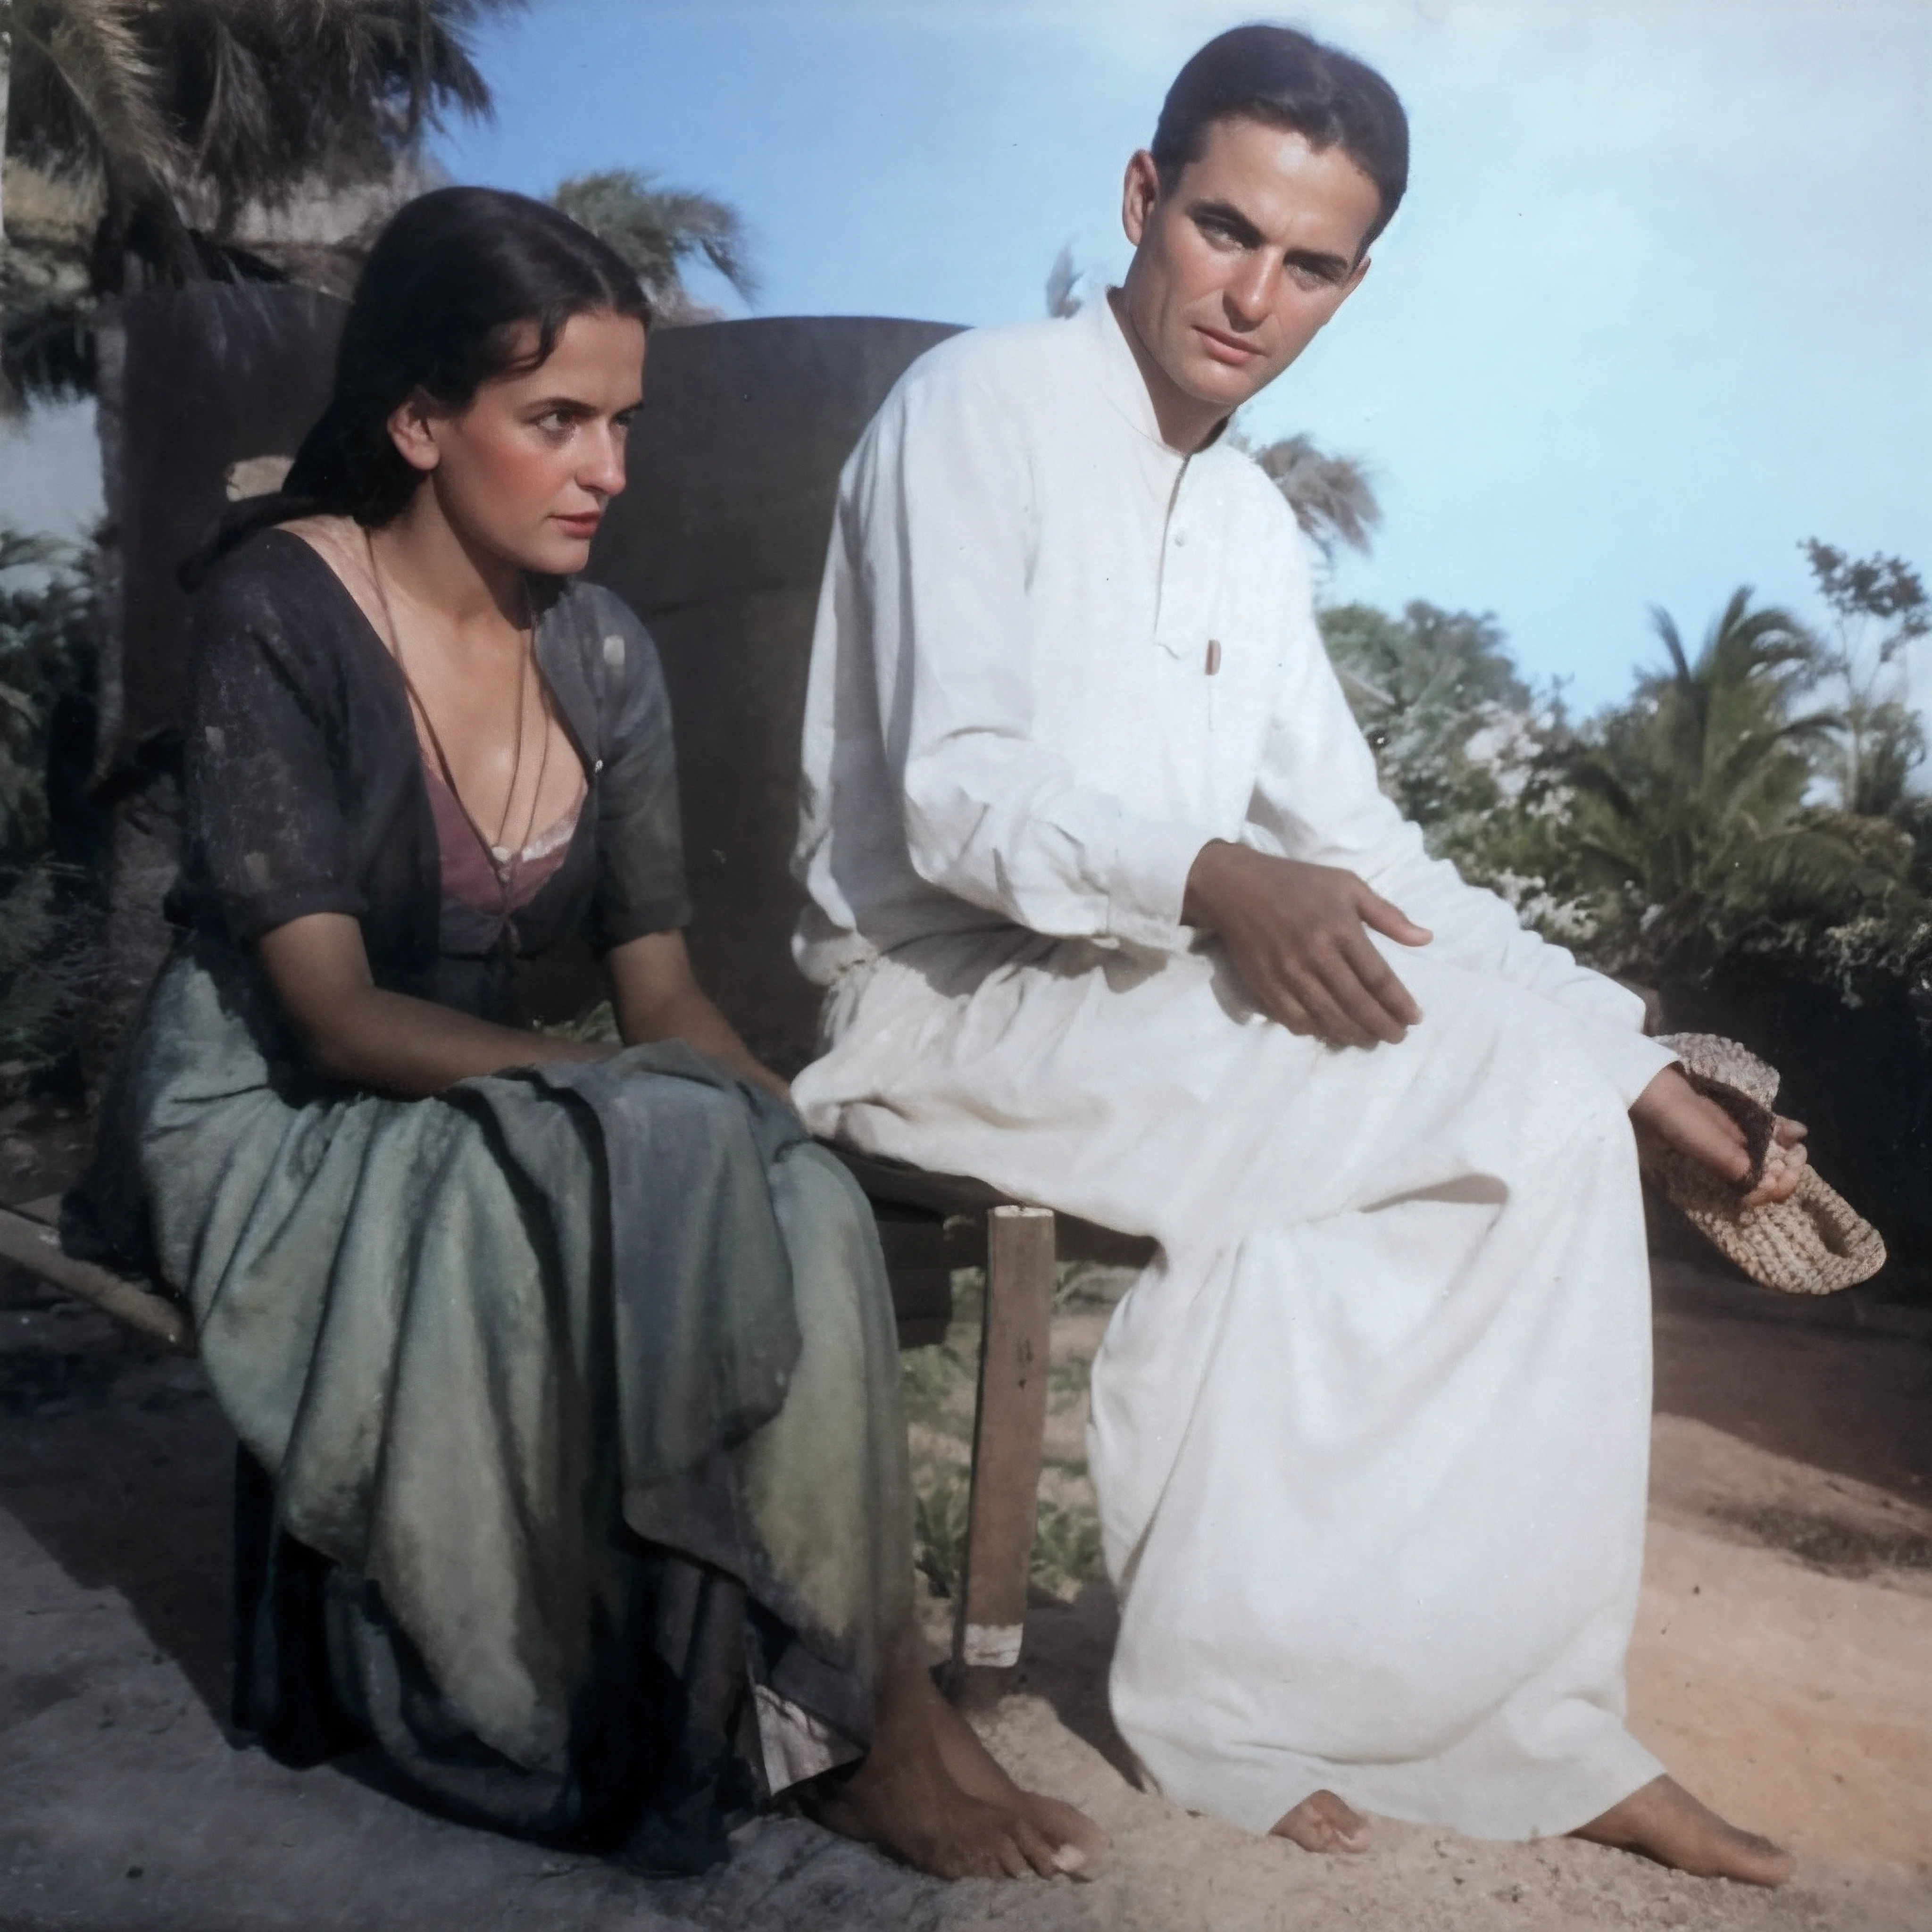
[1180,359,1276,416]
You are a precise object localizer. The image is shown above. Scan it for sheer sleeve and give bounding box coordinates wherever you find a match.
[183,559,366,944]
[579,590,692,952]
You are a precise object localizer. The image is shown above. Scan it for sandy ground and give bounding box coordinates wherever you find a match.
[0,1114,1928,1929]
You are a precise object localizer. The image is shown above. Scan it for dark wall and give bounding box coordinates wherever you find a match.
[104,290,956,1068]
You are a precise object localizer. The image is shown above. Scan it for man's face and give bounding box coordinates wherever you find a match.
[1119,116,1382,423]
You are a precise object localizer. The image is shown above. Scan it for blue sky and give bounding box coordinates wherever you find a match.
[1,2,1924,721]
[430,0,1932,719]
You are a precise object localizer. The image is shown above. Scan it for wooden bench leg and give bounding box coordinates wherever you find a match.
[951,1204,1055,1700]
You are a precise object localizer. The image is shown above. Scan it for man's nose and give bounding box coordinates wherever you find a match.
[1224,255,1277,326]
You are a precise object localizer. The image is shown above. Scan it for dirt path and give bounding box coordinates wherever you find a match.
[0,1219,1927,1930]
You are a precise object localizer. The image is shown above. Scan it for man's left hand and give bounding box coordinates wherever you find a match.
[1631,1066,1808,1207]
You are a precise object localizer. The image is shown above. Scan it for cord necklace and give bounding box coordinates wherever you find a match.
[365,527,551,883]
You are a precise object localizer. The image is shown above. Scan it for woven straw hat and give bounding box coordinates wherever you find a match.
[1651,1033,1886,1295]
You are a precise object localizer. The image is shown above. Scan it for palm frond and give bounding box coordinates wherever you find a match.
[1248,433,1381,559]
[9,0,182,181]
[551,168,759,307]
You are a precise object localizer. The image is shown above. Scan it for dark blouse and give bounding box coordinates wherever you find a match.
[167,530,691,1020]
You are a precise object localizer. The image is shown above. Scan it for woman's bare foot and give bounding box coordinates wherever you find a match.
[1271,1789,1372,1854]
[928,1688,1110,1876]
[802,1647,1103,1880]
[1574,1775,1794,1887]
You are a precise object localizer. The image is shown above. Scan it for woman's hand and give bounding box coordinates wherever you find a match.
[606,930,793,1105]
[1630,1066,1809,1207]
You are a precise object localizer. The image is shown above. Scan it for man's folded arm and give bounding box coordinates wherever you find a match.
[850,368,1214,947]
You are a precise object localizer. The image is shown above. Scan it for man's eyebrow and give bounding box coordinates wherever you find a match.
[1284,245,1356,281]
[1188,199,1357,279]
[1189,197,1266,249]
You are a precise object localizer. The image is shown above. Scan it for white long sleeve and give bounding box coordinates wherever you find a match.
[839,363,1211,946]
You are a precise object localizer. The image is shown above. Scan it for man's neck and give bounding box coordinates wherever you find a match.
[1107,287,1227,455]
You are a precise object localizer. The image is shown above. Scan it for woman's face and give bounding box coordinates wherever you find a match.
[390,307,649,576]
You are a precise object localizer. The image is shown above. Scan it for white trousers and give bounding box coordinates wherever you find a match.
[794,930,1673,1838]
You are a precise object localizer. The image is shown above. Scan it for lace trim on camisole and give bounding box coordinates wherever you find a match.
[424,757,586,919]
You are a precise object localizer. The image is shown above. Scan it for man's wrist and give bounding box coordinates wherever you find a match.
[1181,839,1244,929]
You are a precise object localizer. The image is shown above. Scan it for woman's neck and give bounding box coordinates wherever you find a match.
[369,484,526,637]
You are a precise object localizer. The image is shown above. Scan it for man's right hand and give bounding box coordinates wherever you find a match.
[1182,841,1432,1049]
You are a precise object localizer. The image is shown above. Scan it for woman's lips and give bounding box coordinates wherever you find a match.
[554,512,602,537]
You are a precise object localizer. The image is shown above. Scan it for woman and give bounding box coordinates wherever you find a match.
[73,186,1100,1883]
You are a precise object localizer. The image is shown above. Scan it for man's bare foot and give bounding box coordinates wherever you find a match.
[802,1648,1103,1880]
[1574,1775,1794,1887]
[1270,1789,1372,1854]
[928,1687,1110,1876]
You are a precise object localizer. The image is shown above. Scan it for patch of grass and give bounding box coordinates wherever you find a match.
[899,1338,974,1436]
[1032,1497,1106,1601]
[909,1469,1107,1605]
[914,1466,968,1600]
[1048,1358,1090,1404]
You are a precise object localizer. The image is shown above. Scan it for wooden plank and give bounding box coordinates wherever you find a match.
[952,1204,1056,1694]
[0,1206,193,1354]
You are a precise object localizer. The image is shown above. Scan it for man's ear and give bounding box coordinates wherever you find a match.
[385,391,442,476]
[1120,149,1162,248]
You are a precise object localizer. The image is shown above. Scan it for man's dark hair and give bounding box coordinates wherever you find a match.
[1150,24,1409,249]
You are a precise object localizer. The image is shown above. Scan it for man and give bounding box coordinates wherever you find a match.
[792,24,1801,1886]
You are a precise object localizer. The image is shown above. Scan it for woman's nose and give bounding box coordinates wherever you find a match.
[581,425,627,497]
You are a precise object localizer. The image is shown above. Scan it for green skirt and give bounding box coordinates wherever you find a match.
[95,939,913,1861]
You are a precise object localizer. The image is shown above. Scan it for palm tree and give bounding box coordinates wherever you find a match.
[1561,590,1907,974]
[1244,432,1380,562]
[550,168,757,323]
[8,0,512,291]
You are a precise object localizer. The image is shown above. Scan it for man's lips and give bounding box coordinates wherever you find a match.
[1194,325,1266,367]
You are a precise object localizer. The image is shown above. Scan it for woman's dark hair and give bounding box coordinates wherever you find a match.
[184,185,649,586]
[1150,24,1409,251]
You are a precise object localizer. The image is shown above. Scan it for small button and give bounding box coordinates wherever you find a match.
[1173,531,1189,547]
[592,758,605,774]
[1206,639,1222,676]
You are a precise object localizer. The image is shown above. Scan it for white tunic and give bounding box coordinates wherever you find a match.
[792,293,1680,1837]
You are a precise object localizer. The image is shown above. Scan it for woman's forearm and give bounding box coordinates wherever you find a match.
[303,982,611,1097]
